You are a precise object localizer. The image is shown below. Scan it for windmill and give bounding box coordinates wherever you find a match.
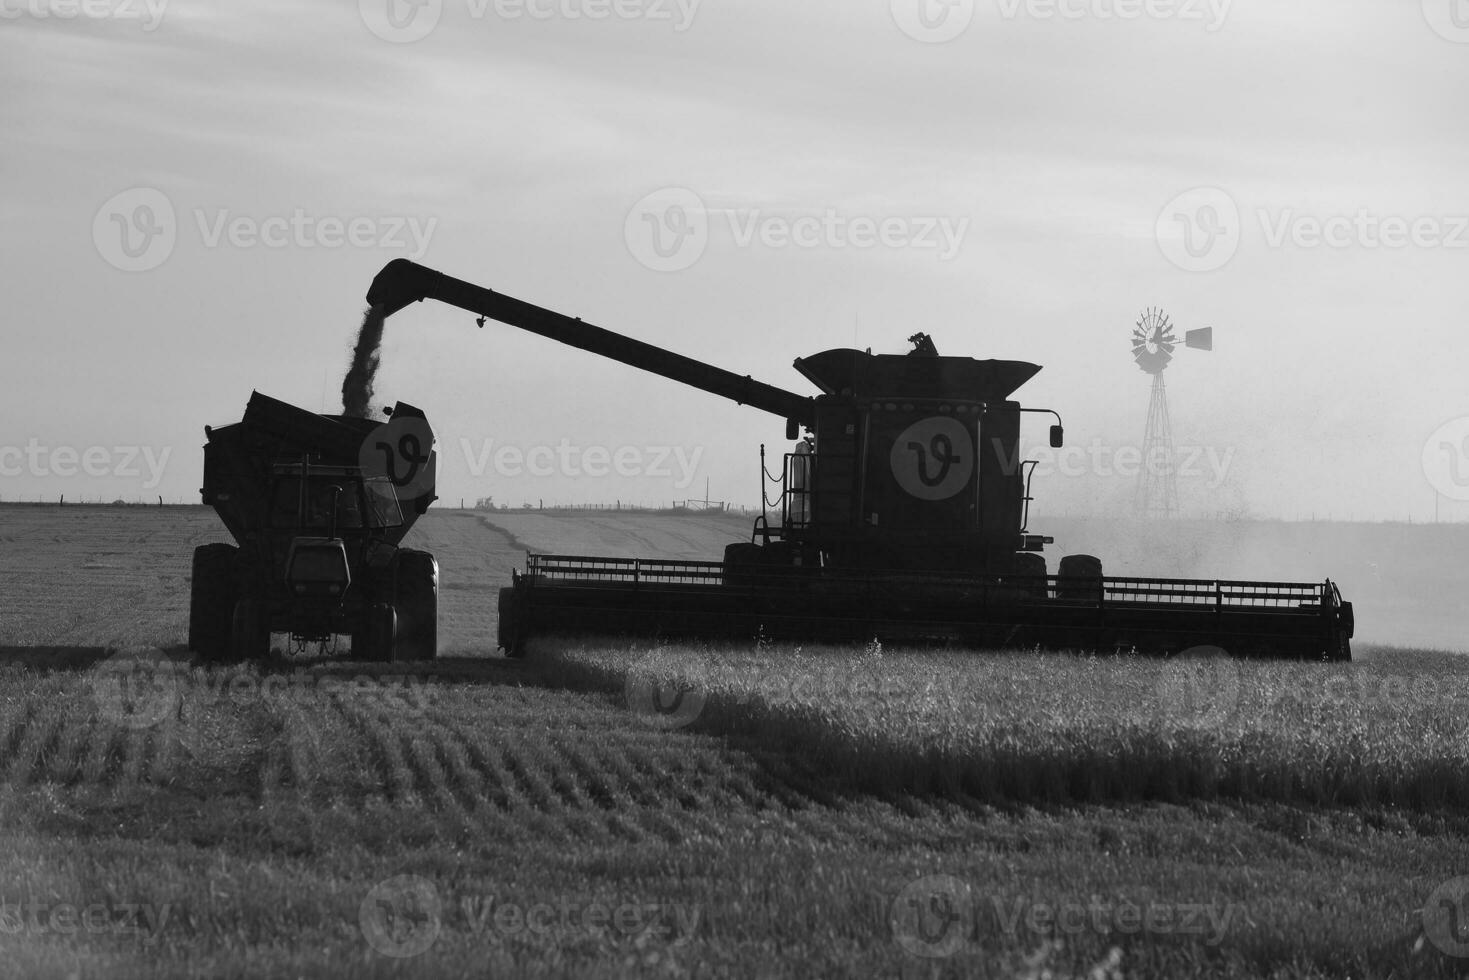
[1131,307,1213,518]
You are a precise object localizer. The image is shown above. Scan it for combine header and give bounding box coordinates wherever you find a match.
[367,259,1354,661]
[190,392,439,662]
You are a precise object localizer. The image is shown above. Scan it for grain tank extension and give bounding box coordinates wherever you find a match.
[368,259,1354,661]
[189,392,440,661]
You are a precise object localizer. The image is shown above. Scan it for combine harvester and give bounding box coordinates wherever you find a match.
[367,259,1354,662]
[190,393,440,661]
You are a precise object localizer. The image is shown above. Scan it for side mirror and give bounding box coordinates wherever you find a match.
[1049,425,1064,449]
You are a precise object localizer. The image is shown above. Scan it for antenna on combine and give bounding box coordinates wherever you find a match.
[1130,308,1213,518]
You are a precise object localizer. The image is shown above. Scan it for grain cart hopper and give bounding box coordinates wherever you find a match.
[189,391,440,661]
[367,259,1354,661]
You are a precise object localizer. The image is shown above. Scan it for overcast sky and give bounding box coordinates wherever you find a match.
[3,0,1467,521]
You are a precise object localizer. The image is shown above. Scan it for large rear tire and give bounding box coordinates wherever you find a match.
[1056,554,1103,601]
[188,543,238,662]
[393,550,439,662]
[352,602,398,662]
[349,628,372,662]
[229,597,272,662]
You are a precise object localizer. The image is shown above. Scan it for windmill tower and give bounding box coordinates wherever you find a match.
[1130,308,1212,518]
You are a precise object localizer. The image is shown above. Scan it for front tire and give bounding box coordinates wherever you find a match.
[1056,554,1103,601]
[1011,552,1048,599]
[723,542,764,590]
[498,586,526,659]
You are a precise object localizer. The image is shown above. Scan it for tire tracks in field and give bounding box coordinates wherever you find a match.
[331,686,418,807]
[545,737,647,844]
[372,691,478,835]
[0,652,916,849]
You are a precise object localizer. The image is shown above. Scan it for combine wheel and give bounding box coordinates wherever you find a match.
[392,549,439,662]
[1056,554,1103,601]
[229,597,272,662]
[1012,553,1048,598]
[188,543,238,662]
[498,587,526,659]
[722,543,763,590]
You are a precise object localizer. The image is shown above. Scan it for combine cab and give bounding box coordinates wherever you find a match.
[190,392,439,662]
[366,259,1354,662]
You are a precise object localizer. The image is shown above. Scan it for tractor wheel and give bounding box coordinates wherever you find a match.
[393,550,439,662]
[374,602,398,662]
[229,597,272,662]
[350,602,397,662]
[1056,554,1103,601]
[188,543,238,662]
[348,629,371,661]
[1012,553,1048,598]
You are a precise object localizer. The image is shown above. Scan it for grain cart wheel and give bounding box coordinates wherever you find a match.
[350,602,398,662]
[393,550,439,662]
[1012,553,1049,599]
[349,615,373,661]
[229,597,272,662]
[188,543,238,661]
[372,602,398,662]
[1056,554,1103,601]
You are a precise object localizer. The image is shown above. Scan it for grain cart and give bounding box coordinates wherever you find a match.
[189,392,439,661]
[367,259,1354,661]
